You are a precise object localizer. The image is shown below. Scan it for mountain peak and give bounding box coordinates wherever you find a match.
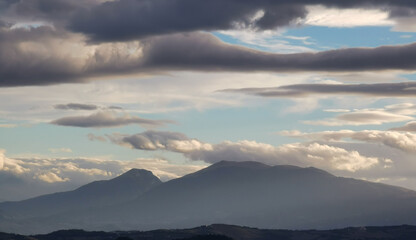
[210,160,271,169]
[120,168,155,178]
[111,168,162,186]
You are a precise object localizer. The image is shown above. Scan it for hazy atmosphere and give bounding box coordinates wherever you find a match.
[2,0,416,203]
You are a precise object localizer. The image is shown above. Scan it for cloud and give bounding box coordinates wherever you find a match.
[2,0,416,42]
[304,110,413,126]
[0,150,4,170]
[65,0,416,42]
[50,111,173,128]
[107,131,380,172]
[184,140,379,172]
[222,82,416,98]
[108,131,211,151]
[281,130,416,153]
[0,151,205,201]
[0,0,105,26]
[3,28,416,87]
[304,103,416,126]
[48,148,72,153]
[36,172,69,183]
[54,103,99,111]
[0,25,145,87]
[0,124,17,128]
[54,103,123,111]
[141,33,416,73]
[69,1,307,42]
[303,5,394,27]
[87,133,107,142]
[390,121,416,132]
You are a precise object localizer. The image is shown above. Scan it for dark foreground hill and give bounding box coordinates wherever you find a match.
[1,161,416,234]
[1,224,416,240]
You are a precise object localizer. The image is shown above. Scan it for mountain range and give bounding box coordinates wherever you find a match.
[1,161,416,235]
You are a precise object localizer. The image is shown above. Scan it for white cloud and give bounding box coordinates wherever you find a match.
[1,153,204,183]
[36,172,69,183]
[216,29,314,53]
[108,131,381,173]
[277,142,379,172]
[0,150,4,170]
[281,130,416,153]
[304,5,394,28]
[305,110,413,126]
[305,103,416,126]
[182,140,379,172]
[0,151,206,200]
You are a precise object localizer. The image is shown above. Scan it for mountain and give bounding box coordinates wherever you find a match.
[1,161,416,234]
[0,169,161,220]
[2,224,416,240]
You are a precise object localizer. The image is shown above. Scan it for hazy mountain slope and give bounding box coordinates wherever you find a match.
[2,161,416,234]
[98,161,416,231]
[0,169,161,219]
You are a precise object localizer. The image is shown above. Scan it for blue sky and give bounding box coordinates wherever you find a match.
[1,1,416,200]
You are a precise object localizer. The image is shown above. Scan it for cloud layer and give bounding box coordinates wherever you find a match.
[2,28,416,87]
[223,82,416,98]
[106,130,381,173]
[391,121,416,132]
[281,129,416,153]
[65,0,416,41]
[0,150,204,201]
[51,111,173,128]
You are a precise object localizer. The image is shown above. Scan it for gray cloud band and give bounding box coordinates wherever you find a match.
[51,111,174,128]
[2,31,416,87]
[222,82,416,98]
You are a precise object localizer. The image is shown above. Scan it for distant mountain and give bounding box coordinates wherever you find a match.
[0,169,161,220]
[2,224,416,240]
[1,161,416,234]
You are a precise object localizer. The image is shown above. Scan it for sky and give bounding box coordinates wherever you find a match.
[1,0,416,201]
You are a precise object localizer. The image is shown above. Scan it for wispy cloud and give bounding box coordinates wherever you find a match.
[222,82,416,98]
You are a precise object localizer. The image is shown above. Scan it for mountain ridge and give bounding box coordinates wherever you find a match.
[0,168,161,219]
[1,161,416,235]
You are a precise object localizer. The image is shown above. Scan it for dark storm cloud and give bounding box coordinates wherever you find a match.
[222,82,416,98]
[0,26,85,86]
[3,0,416,42]
[141,33,416,72]
[51,111,174,128]
[67,0,416,42]
[2,30,416,87]
[0,0,104,25]
[69,0,307,42]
